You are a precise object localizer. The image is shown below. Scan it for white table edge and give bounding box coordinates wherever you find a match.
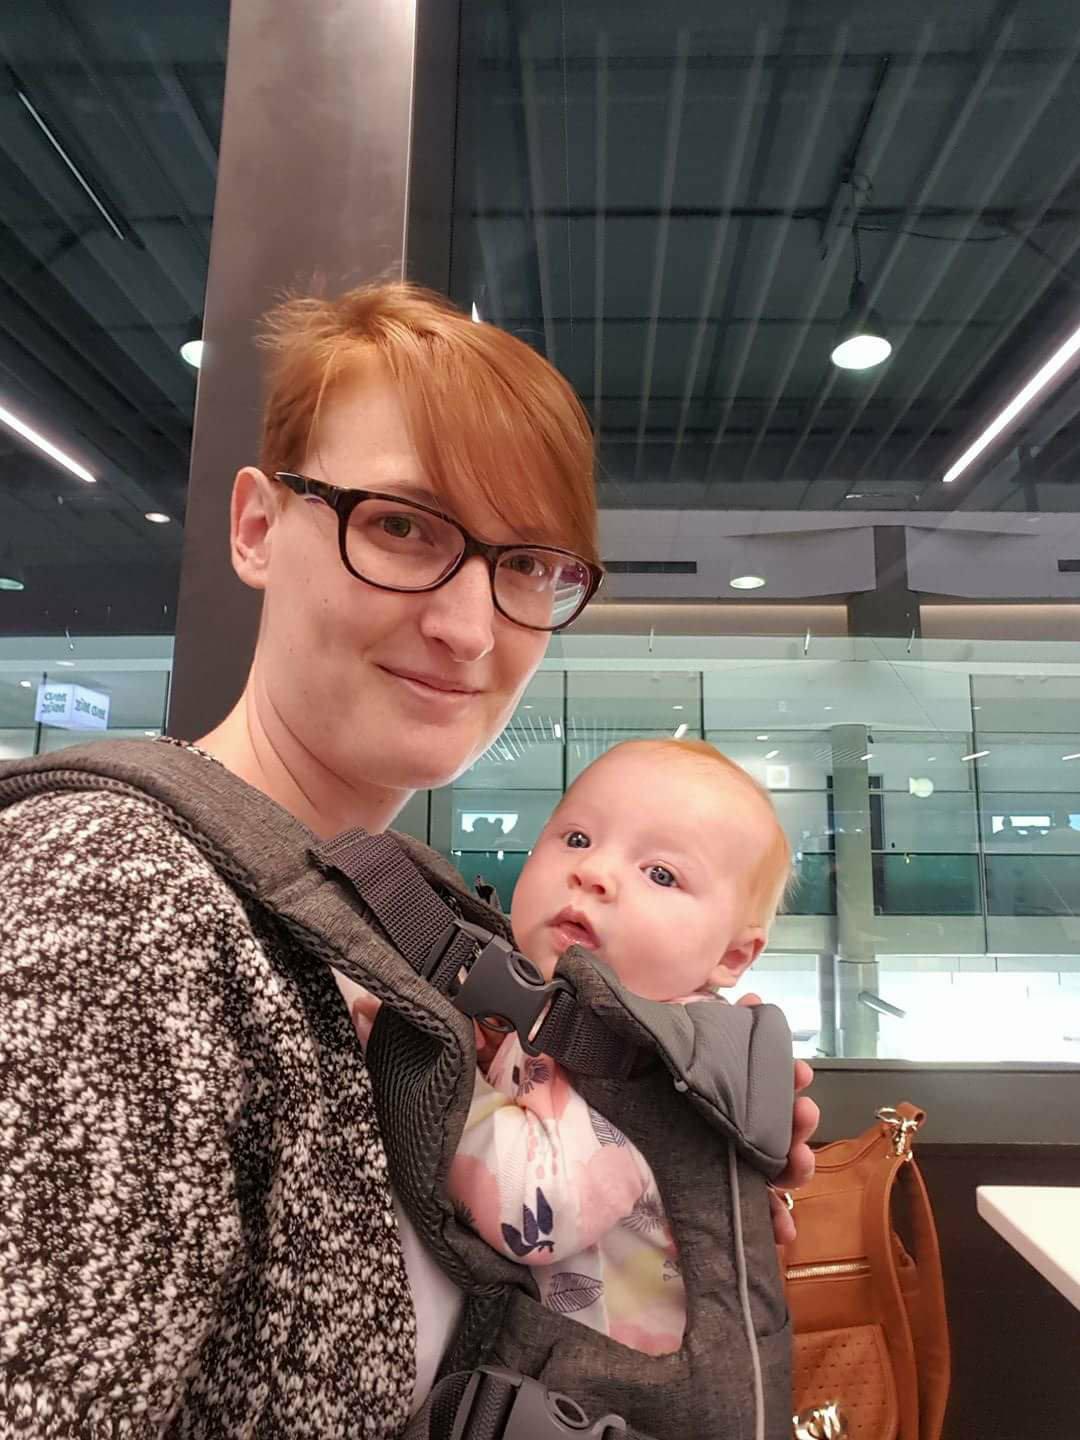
[976,1185,1080,1313]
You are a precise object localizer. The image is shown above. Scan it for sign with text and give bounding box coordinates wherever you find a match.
[34,682,111,732]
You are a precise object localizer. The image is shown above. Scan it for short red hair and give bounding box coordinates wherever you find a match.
[256,282,598,565]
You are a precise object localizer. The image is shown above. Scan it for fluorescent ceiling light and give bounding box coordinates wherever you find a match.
[180,338,204,369]
[860,752,874,761]
[730,575,766,590]
[943,316,1080,483]
[553,722,562,739]
[0,402,95,483]
[961,750,990,762]
[18,679,32,688]
[756,733,769,740]
[144,512,171,524]
[764,749,780,760]
[672,723,689,740]
[1063,753,1080,761]
[672,704,684,710]
[55,660,75,668]
[17,89,128,243]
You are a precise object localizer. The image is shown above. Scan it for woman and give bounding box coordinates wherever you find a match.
[0,283,816,1436]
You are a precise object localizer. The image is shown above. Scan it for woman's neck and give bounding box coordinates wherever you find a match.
[196,684,411,839]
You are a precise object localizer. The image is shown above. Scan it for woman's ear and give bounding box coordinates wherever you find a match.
[231,467,280,591]
[709,926,767,990]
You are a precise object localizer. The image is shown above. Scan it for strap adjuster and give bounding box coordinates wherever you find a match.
[451,1368,627,1440]
[425,921,571,1057]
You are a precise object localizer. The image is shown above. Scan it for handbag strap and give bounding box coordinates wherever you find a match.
[862,1102,951,1440]
[896,1146,951,1440]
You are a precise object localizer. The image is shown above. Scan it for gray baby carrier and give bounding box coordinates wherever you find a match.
[0,740,794,1440]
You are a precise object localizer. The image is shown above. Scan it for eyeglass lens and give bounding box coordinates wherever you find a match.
[344,495,590,628]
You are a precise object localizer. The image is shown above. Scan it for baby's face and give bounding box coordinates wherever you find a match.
[511,749,773,1001]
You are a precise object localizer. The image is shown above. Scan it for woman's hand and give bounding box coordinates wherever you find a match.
[736,992,819,1247]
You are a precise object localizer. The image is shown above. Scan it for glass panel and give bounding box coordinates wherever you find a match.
[447,0,1080,1067]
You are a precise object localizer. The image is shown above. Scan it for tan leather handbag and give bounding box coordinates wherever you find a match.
[784,1103,950,1440]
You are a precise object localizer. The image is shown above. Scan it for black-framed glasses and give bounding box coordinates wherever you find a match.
[273,472,603,633]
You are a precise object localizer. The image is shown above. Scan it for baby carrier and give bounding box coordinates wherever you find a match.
[0,740,795,1440]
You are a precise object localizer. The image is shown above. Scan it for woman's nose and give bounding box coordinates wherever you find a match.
[417,556,496,663]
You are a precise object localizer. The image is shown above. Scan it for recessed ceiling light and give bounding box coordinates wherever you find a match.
[18,679,32,688]
[764,749,780,760]
[860,752,874,761]
[756,734,769,740]
[56,659,75,668]
[0,402,95,483]
[672,704,684,711]
[961,750,990,762]
[144,511,171,524]
[823,705,833,711]
[553,722,562,739]
[730,575,766,590]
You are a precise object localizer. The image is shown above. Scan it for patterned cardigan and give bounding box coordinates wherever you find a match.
[0,788,416,1438]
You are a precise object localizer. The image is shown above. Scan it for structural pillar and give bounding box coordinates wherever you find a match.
[169,0,457,738]
[831,723,880,1056]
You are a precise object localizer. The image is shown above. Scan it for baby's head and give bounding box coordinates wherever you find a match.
[511,739,791,1002]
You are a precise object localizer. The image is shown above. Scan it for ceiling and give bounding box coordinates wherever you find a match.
[0,0,226,634]
[451,0,1080,517]
[4,0,1080,642]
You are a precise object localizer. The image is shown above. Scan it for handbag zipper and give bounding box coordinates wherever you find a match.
[786,1258,870,1281]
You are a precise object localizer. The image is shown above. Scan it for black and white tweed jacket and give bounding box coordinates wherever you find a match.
[0,788,416,1438]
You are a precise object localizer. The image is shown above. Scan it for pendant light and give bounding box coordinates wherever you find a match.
[830,220,892,371]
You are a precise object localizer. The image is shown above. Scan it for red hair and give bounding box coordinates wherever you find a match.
[256,282,598,564]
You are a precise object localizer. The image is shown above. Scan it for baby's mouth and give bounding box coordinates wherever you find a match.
[550,909,600,950]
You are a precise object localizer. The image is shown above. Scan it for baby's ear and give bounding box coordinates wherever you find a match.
[709,927,767,989]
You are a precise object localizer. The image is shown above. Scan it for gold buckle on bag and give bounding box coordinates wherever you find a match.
[876,1106,918,1160]
[792,1402,848,1439]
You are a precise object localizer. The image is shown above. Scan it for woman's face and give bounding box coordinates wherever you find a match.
[237,369,550,795]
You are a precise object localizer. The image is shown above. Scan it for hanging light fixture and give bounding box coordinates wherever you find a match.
[830,216,892,371]
[180,317,204,369]
[0,543,26,592]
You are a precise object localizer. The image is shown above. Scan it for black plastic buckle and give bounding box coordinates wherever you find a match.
[426,921,570,1057]
[451,1368,627,1440]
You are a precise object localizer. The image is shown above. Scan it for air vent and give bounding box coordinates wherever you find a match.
[604,560,698,574]
[1057,559,1080,573]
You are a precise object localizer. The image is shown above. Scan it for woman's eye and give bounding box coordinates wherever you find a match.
[646,865,678,889]
[379,512,418,540]
[565,831,590,849]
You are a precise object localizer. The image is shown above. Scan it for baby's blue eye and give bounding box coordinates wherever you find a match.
[647,865,677,888]
[566,831,590,849]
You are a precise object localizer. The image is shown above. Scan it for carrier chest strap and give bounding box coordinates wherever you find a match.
[313,830,635,1079]
[407,1367,652,1440]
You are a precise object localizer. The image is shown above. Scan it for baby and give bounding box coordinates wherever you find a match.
[448,738,792,1356]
